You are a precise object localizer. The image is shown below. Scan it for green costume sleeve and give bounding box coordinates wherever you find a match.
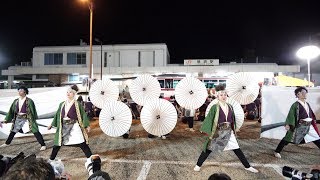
[200,104,216,134]
[79,102,89,128]
[228,104,237,131]
[27,99,40,133]
[5,100,17,123]
[28,99,38,120]
[285,102,297,128]
[52,103,63,127]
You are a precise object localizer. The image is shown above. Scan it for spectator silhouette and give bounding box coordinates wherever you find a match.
[3,156,55,180]
[85,97,94,120]
[208,173,231,180]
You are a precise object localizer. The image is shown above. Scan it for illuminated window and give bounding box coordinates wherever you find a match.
[68,74,79,82]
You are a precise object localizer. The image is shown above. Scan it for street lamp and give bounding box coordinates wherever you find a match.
[81,0,94,79]
[94,38,103,80]
[296,45,320,87]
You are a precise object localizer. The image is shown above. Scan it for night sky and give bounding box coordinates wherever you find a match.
[1,0,320,73]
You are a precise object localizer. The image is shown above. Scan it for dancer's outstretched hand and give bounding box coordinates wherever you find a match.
[0,121,5,128]
[285,124,290,131]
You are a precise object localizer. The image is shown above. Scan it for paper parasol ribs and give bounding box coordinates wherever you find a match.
[99,100,132,137]
[129,74,161,106]
[226,72,259,105]
[174,77,207,109]
[140,98,177,136]
[89,79,119,108]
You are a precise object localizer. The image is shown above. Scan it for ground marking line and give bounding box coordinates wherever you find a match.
[269,164,284,178]
[137,161,152,180]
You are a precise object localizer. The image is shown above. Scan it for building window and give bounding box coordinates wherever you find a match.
[158,80,164,88]
[138,52,141,67]
[44,53,63,65]
[36,74,49,79]
[104,52,108,67]
[67,53,86,65]
[218,80,227,86]
[68,74,79,82]
[203,80,218,88]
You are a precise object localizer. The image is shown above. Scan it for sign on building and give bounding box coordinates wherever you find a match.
[184,59,219,66]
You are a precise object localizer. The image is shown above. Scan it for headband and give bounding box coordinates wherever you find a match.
[68,88,77,94]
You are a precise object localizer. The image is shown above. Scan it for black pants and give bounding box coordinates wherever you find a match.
[50,142,92,160]
[196,148,251,168]
[275,138,320,153]
[186,117,194,128]
[5,131,46,146]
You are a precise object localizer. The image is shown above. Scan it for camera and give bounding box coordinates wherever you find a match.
[283,166,320,180]
[85,155,102,176]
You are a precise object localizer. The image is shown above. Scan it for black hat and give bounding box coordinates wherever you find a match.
[294,86,308,97]
[215,84,225,92]
[18,86,29,94]
[70,84,79,92]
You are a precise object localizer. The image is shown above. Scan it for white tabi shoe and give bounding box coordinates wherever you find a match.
[194,165,201,172]
[0,144,9,148]
[274,152,281,158]
[189,128,195,132]
[40,146,46,151]
[245,167,259,173]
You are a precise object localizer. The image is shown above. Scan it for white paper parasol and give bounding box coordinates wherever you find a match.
[99,100,132,137]
[205,97,244,130]
[140,98,177,136]
[129,74,161,106]
[89,79,119,108]
[226,72,259,105]
[174,77,207,109]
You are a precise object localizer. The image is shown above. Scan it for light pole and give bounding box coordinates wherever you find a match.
[95,38,103,80]
[81,0,94,80]
[296,45,320,87]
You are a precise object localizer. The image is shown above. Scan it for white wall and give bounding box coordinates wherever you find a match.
[155,50,164,66]
[140,51,154,67]
[121,50,139,67]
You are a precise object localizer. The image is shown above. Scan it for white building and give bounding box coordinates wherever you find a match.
[1,43,300,89]
[2,44,169,88]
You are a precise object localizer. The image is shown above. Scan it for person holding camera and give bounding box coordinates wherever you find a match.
[0,86,46,151]
[194,85,258,173]
[47,85,94,175]
[274,86,320,159]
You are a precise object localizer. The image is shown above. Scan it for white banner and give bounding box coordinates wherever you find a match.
[0,87,68,139]
[184,59,219,66]
[261,86,320,140]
